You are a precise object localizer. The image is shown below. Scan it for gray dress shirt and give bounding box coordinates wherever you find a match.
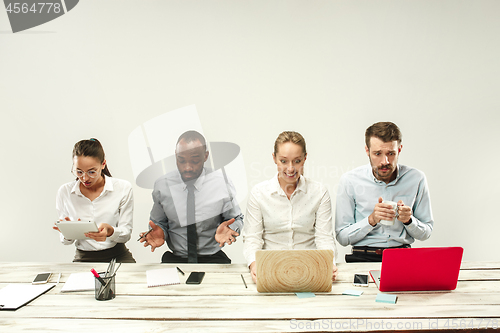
[150,168,243,257]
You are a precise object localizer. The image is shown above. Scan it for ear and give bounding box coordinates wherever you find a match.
[365,146,370,156]
[303,153,307,162]
[204,150,209,162]
[398,144,403,154]
[102,160,107,170]
[272,153,277,165]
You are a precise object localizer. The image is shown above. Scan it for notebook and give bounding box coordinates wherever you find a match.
[369,247,463,292]
[0,284,55,310]
[256,249,333,293]
[61,272,95,292]
[146,268,181,287]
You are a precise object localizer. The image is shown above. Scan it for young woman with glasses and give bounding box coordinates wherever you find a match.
[53,138,135,263]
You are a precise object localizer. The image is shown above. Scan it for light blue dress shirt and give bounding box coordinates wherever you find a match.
[335,164,433,248]
[150,168,243,257]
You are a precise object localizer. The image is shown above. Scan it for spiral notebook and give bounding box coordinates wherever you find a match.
[146,268,180,287]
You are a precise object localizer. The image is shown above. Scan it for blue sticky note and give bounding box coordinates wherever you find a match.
[376,293,398,304]
[343,289,364,296]
[295,292,316,299]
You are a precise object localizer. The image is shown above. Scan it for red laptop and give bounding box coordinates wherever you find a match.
[369,247,463,292]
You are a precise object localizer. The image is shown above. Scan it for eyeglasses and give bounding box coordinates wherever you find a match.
[72,169,100,179]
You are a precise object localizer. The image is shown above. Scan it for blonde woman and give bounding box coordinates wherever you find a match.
[243,131,337,283]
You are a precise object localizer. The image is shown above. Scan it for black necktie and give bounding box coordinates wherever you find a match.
[187,183,198,263]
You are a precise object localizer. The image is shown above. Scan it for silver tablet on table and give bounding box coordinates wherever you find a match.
[55,220,99,240]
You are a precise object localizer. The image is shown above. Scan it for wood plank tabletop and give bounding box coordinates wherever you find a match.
[1,262,499,332]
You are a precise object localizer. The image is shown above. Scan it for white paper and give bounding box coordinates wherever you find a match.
[146,268,180,288]
[0,284,54,310]
[60,272,95,292]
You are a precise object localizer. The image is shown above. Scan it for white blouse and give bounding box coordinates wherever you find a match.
[243,174,336,265]
[56,175,134,251]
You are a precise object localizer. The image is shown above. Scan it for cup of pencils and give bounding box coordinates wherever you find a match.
[92,259,120,301]
[94,272,116,301]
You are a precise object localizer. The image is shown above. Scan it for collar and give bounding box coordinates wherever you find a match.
[271,173,307,196]
[71,175,113,196]
[369,164,401,185]
[180,168,206,192]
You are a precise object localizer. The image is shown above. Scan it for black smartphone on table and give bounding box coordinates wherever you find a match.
[353,273,369,287]
[186,272,205,284]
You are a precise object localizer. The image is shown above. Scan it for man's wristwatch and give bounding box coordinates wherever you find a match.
[403,217,412,226]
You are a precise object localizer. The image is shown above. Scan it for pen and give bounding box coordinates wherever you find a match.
[137,229,152,241]
[107,258,116,278]
[100,264,119,299]
[95,260,119,299]
[91,268,106,286]
[92,268,108,298]
[113,263,122,275]
[176,267,185,275]
[56,273,61,285]
[241,274,247,288]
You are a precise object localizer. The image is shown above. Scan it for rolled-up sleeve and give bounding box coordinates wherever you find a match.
[222,177,244,233]
[149,185,170,240]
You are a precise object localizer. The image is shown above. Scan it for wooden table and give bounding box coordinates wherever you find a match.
[0,262,499,332]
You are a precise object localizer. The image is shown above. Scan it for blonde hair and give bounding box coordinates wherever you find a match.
[273,131,307,156]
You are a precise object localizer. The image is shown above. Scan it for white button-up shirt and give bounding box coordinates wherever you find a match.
[243,174,336,265]
[56,175,134,251]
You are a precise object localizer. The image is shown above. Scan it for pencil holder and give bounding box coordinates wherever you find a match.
[94,272,116,301]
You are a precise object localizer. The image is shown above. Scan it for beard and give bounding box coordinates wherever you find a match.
[369,157,397,182]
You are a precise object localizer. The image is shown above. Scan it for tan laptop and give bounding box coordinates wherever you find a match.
[256,249,333,293]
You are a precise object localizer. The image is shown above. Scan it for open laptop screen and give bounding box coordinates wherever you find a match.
[369,247,463,292]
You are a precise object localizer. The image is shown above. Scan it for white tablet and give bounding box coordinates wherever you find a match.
[55,220,99,240]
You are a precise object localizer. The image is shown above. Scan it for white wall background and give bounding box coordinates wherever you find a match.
[1,0,499,264]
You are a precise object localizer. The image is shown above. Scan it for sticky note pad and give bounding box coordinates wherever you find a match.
[343,289,364,296]
[295,292,315,299]
[376,293,397,304]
